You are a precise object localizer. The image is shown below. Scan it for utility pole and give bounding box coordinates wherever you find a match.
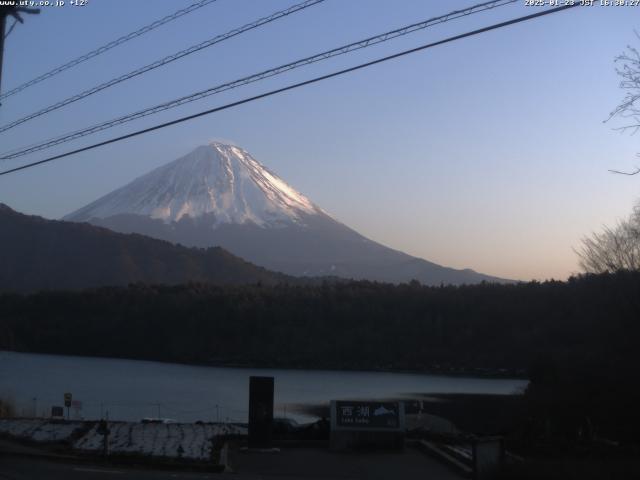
[0,7,7,95]
[0,6,40,99]
[97,419,110,457]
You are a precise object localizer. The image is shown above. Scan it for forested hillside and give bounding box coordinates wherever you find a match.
[0,204,291,291]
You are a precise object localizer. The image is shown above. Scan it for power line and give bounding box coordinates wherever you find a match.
[0,0,517,161]
[3,17,18,40]
[0,0,325,134]
[0,4,579,178]
[0,0,220,102]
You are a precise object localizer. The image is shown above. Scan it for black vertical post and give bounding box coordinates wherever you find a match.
[0,6,39,101]
[248,376,274,449]
[98,419,110,457]
[0,9,7,96]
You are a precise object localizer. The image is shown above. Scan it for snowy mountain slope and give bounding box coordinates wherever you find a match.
[65,143,512,285]
[66,142,321,226]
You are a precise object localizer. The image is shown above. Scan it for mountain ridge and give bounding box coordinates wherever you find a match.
[0,203,294,292]
[65,142,513,285]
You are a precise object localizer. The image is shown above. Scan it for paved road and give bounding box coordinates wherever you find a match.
[0,456,218,480]
[232,446,463,480]
[0,447,464,480]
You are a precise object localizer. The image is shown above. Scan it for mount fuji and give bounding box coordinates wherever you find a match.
[65,142,508,285]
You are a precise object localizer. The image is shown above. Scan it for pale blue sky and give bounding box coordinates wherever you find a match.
[0,0,638,280]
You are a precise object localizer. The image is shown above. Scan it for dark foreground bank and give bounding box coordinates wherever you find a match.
[1,272,640,450]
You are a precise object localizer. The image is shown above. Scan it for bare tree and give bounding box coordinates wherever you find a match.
[577,204,640,273]
[580,35,640,272]
[607,33,640,176]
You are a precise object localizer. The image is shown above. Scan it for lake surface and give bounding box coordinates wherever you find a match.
[1,351,527,423]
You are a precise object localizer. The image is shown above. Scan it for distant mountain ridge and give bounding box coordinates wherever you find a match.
[0,203,291,292]
[65,142,512,285]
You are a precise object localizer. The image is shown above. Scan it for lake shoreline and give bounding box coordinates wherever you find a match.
[0,351,528,423]
[0,348,529,381]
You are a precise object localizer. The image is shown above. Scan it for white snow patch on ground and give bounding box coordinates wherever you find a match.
[0,419,247,461]
[0,419,83,442]
[74,422,246,460]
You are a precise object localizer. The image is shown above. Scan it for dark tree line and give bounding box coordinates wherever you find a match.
[1,272,639,373]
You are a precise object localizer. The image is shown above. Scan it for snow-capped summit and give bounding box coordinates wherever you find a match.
[65,142,321,226]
